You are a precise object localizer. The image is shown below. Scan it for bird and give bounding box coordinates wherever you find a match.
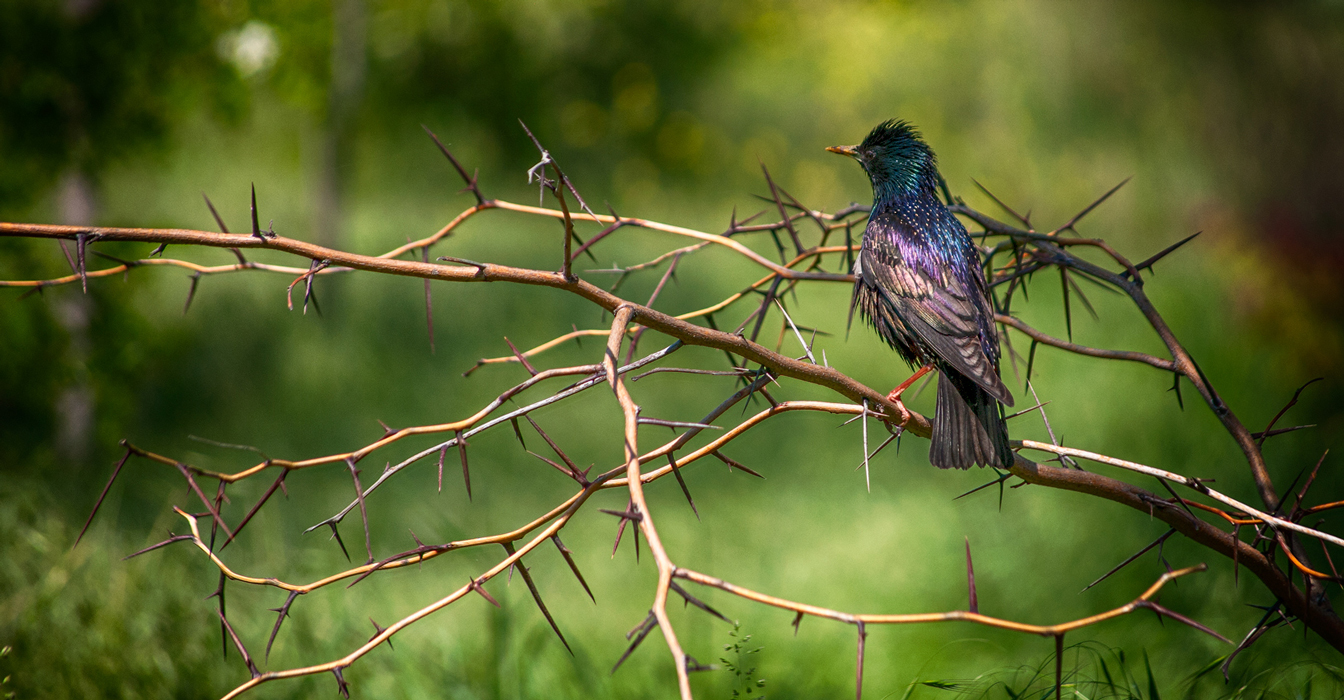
[827,120,1014,469]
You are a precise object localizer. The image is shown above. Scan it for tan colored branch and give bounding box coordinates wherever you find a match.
[119,362,607,483]
[0,218,908,427]
[676,564,1221,638]
[0,256,322,288]
[1005,455,1344,649]
[1017,440,1344,550]
[605,305,693,698]
[215,486,592,700]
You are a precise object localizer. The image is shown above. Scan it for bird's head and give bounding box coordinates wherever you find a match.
[827,119,938,202]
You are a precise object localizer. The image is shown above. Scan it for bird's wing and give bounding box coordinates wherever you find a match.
[859,221,1012,405]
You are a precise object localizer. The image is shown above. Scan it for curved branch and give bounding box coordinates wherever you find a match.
[0,220,916,431]
[1017,440,1344,550]
[995,314,1176,371]
[1006,454,1344,649]
[950,206,1282,513]
[491,200,849,281]
[216,483,593,700]
[676,564,1224,639]
[605,305,692,698]
[0,256,327,290]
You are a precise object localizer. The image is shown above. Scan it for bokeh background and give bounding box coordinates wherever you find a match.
[2,0,1343,698]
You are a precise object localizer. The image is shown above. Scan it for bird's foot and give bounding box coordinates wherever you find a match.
[883,392,913,427]
[883,364,933,426]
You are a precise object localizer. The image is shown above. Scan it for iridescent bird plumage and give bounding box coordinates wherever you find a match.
[830,120,1014,469]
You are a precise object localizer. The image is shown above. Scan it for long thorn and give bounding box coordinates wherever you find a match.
[76,445,133,547]
[1131,231,1202,276]
[1054,634,1064,700]
[346,458,373,564]
[456,430,471,500]
[501,542,573,654]
[971,178,1031,227]
[966,537,978,613]
[612,613,657,673]
[668,453,699,519]
[1083,529,1176,591]
[552,534,595,602]
[855,621,867,700]
[1058,177,1130,232]
[250,184,263,239]
[422,125,485,204]
[266,590,301,660]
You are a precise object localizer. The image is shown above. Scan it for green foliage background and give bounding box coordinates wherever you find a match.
[2,1,1343,698]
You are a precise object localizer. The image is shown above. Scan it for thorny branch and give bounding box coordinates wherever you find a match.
[3,127,1338,698]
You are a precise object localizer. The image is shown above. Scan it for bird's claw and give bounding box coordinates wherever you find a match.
[884,391,912,427]
[881,364,931,427]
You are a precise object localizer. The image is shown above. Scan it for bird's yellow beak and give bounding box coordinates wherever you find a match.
[826,145,858,157]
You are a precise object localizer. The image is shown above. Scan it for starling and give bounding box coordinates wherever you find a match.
[828,120,1014,469]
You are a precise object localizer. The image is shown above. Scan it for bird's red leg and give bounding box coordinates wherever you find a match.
[885,364,933,425]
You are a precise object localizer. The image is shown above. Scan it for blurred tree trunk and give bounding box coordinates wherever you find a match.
[54,169,95,465]
[314,0,365,250]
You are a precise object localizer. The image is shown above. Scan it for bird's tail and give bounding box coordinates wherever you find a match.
[930,370,1013,469]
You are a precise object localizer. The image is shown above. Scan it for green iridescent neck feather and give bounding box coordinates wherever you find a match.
[854,120,940,204]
